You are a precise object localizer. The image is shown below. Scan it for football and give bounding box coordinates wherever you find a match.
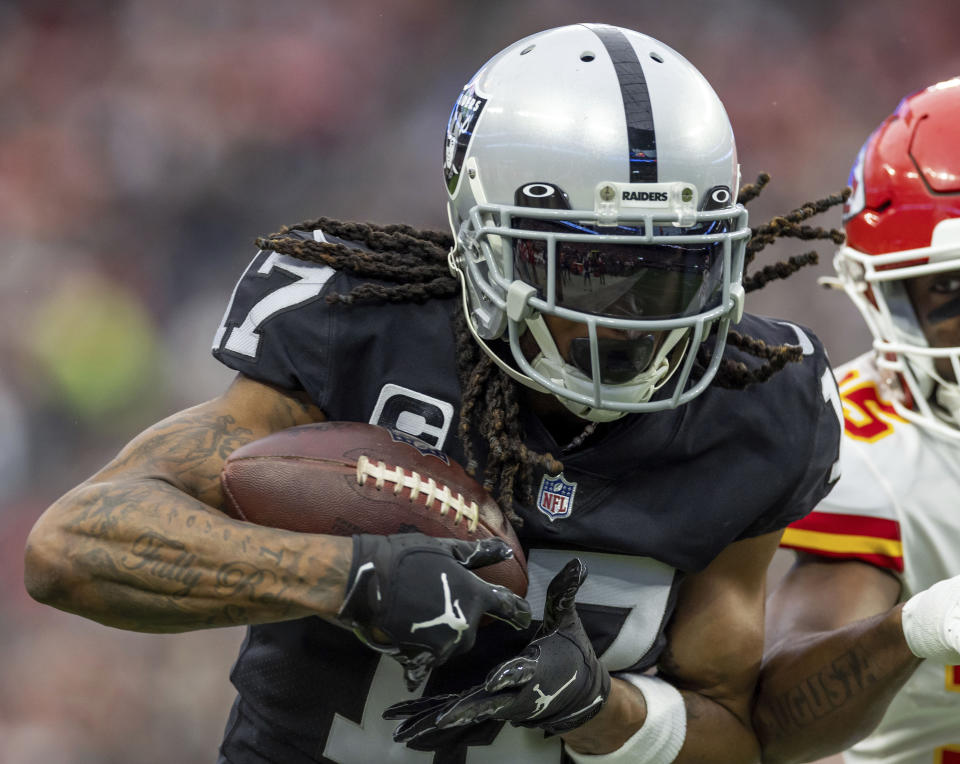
[220,421,528,595]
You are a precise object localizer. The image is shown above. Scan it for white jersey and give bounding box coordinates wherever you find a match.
[781,352,960,764]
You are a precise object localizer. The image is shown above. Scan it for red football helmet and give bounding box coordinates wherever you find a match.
[836,76,960,438]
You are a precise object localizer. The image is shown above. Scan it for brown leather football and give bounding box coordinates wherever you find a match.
[220,421,528,596]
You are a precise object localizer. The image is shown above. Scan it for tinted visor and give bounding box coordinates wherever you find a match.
[512,218,727,319]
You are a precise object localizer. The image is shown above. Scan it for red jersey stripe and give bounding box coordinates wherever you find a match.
[788,511,901,541]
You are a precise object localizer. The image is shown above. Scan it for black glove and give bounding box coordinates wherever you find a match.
[384,558,610,746]
[337,533,531,691]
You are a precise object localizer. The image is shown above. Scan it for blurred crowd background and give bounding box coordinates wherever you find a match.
[3,0,960,761]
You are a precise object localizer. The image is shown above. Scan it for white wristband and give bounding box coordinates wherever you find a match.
[901,573,960,664]
[566,674,687,764]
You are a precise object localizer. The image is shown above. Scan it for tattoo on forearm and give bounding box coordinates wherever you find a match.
[121,532,203,598]
[217,561,277,598]
[45,401,345,632]
[762,646,878,733]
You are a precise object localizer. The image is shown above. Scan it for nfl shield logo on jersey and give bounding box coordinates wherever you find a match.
[537,474,577,522]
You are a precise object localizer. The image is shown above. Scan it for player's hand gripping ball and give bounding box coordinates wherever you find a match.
[220,421,532,689]
[220,421,528,595]
[339,533,531,691]
[384,558,610,746]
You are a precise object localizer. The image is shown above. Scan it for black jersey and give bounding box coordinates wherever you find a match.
[211,231,842,764]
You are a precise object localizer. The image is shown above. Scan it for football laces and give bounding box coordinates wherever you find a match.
[356,455,480,531]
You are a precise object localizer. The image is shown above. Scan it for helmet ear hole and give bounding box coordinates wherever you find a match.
[649,52,664,63]
[580,51,596,62]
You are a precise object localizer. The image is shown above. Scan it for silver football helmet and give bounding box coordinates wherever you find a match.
[445,23,750,421]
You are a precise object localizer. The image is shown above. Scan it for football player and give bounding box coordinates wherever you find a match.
[754,79,960,764]
[24,24,842,764]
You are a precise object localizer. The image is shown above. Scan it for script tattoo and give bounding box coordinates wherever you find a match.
[217,561,280,600]
[31,385,342,632]
[762,645,878,733]
[121,531,203,598]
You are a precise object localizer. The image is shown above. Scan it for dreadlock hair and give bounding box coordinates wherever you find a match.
[701,175,851,389]
[256,182,849,513]
[255,216,561,525]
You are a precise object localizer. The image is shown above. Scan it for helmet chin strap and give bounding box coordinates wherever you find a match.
[524,314,688,422]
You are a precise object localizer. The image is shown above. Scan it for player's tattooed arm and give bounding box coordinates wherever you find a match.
[24,374,354,632]
[753,554,918,764]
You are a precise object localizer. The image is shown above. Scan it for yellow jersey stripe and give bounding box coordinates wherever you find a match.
[781,527,904,557]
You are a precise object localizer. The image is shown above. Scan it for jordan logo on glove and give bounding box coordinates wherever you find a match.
[410,572,469,642]
[385,558,613,747]
[529,671,578,718]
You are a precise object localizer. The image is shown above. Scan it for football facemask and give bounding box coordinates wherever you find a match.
[451,192,748,422]
[835,243,960,439]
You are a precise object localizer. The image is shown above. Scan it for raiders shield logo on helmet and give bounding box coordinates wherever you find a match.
[444,78,487,194]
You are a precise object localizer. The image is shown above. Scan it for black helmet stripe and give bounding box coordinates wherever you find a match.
[588,24,657,183]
